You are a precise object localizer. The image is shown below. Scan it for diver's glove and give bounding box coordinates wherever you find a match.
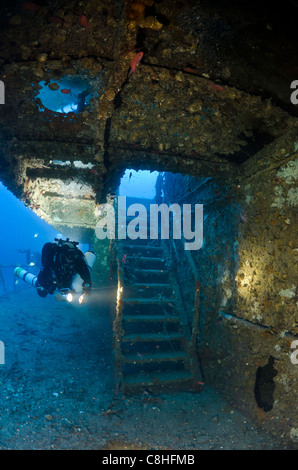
[79,282,91,304]
[82,282,91,294]
[36,285,48,298]
[79,293,88,304]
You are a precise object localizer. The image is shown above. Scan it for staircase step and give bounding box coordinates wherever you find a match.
[121,238,161,246]
[123,351,188,364]
[123,370,194,387]
[124,245,164,256]
[123,283,174,298]
[133,283,171,288]
[123,314,179,323]
[123,268,167,273]
[126,256,165,263]
[122,301,176,317]
[122,332,184,342]
[123,269,168,282]
[123,297,174,305]
[124,257,166,270]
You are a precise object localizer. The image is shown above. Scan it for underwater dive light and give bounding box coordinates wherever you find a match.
[78,292,88,304]
[56,288,73,303]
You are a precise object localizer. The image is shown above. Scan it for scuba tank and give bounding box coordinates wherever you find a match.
[72,250,97,294]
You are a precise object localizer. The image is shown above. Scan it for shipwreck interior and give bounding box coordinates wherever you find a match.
[0,0,297,449]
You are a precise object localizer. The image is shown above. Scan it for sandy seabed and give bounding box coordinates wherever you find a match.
[0,286,289,450]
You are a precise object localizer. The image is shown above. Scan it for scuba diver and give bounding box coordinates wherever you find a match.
[17,249,41,273]
[0,265,8,294]
[36,238,92,304]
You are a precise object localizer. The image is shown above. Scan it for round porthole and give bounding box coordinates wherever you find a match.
[36,75,100,114]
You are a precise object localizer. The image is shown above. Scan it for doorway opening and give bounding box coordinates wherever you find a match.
[109,168,238,394]
[36,75,101,114]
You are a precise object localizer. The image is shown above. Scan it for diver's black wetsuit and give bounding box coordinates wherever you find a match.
[36,241,91,298]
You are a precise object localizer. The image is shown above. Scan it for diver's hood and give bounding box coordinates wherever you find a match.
[60,242,82,263]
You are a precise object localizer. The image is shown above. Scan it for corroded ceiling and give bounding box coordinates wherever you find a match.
[0,0,298,237]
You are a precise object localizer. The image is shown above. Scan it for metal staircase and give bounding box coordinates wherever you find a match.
[112,203,202,394]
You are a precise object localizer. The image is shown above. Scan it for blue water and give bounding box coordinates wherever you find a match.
[36,75,103,114]
[0,183,58,292]
[0,168,160,293]
[119,169,159,199]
